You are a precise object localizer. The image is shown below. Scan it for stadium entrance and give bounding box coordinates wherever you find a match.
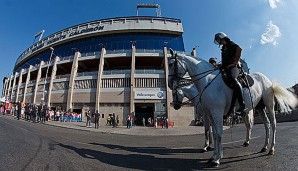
[135,103,154,126]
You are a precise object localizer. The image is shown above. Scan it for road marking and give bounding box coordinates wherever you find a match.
[222,136,260,145]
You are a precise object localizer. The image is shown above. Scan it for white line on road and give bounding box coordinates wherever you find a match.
[222,136,261,145]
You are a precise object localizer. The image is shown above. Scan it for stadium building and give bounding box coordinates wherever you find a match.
[1,4,196,126]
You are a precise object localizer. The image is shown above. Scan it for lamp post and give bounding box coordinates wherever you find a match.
[42,47,54,106]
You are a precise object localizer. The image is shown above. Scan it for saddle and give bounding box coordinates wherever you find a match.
[221,68,254,89]
[221,67,254,118]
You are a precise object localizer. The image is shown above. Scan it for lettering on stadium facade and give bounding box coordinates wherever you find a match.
[17,25,104,64]
[134,91,165,99]
[69,26,104,37]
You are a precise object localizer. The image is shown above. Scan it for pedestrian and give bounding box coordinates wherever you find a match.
[56,110,60,121]
[94,110,100,129]
[165,117,168,129]
[32,104,37,123]
[17,102,21,120]
[116,115,119,126]
[106,115,111,125]
[126,115,130,128]
[142,117,145,127]
[112,113,116,128]
[148,117,152,127]
[86,111,91,127]
[154,117,158,128]
[37,105,42,122]
[28,104,32,121]
[42,104,47,123]
[129,115,133,129]
[24,103,29,121]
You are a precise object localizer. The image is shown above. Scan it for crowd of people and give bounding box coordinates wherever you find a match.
[1,102,173,129]
[125,115,169,129]
[1,102,82,123]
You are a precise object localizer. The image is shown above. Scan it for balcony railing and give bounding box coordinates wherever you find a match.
[77,72,98,77]
[54,74,70,79]
[102,69,164,75]
[135,49,163,53]
[103,70,130,75]
[135,69,164,74]
[105,49,132,54]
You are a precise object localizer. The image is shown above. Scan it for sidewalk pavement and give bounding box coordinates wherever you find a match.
[45,120,230,136]
[1,114,230,136]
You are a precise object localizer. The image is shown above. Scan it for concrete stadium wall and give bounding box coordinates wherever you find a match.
[254,109,298,124]
[169,105,195,127]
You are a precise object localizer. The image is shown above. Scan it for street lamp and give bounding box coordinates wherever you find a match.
[42,47,54,106]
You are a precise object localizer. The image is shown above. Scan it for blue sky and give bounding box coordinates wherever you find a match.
[1,0,297,95]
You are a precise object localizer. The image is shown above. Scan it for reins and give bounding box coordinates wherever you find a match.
[170,54,220,107]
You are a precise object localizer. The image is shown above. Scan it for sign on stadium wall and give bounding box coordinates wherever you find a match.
[134,91,166,100]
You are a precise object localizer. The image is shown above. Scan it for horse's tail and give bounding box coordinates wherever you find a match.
[272,81,298,113]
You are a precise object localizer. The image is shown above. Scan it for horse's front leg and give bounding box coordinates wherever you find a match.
[207,115,217,162]
[208,112,224,167]
[202,114,212,152]
[243,110,254,147]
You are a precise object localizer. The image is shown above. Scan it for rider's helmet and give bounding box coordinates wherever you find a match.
[214,32,228,45]
[209,57,217,64]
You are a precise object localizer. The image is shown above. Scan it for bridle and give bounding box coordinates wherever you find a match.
[169,53,220,107]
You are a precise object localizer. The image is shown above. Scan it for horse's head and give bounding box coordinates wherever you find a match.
[167,49,187,90]
[172,80,185,110]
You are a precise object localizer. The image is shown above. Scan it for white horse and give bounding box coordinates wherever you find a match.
[167,49,298,167]
[172,83,213,152]
[172,83,254,151]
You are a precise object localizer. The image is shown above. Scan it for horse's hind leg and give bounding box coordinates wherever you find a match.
[256,108,270,153]
[266,108,276,155]
[262,89,277,155]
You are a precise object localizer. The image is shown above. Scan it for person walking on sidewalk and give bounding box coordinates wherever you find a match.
[94,110,100,129]
[112,113,116,128]
[86,111,91,127]
[129,115,133,129]
[126,115,130,128]
[116,115,119,126]
[142,117,145,127]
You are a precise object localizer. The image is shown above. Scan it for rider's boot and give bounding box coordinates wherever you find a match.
[234,82,247,116]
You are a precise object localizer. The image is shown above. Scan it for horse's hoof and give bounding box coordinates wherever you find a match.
[209,162,220,168]
[268,150,275,155]
[206,146,212,151]
[243,142,249,147]
[260,147,267,153]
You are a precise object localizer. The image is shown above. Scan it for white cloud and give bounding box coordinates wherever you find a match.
[260,20,281,46]
[268,0,280,9]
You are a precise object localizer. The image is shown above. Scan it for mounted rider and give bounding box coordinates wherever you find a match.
[209,57,219,68]
[214,32,247,115]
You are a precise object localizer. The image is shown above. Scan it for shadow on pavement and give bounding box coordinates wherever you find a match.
[90,143,202,155]
[58,143,214,170]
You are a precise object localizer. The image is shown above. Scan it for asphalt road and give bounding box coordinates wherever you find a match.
[0,115,297,171]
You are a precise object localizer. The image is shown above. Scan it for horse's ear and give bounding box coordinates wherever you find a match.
[170,48,174,56]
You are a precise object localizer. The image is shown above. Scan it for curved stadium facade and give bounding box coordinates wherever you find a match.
[2,16,196,126]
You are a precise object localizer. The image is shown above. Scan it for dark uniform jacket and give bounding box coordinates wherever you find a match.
[221,41,242,69]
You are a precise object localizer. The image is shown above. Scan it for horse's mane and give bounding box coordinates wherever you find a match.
[177,53,216,68]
